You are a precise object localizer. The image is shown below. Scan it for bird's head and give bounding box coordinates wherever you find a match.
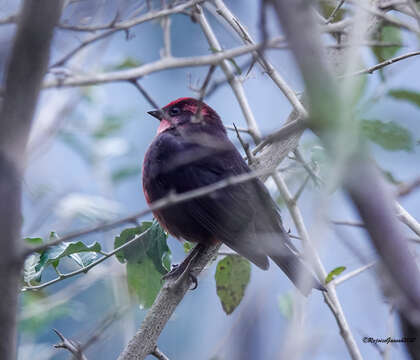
[148,98,226,136]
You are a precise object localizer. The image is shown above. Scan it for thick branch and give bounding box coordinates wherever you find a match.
[0,1,63,359]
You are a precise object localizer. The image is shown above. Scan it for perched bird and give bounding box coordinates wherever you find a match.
[142,97,323,296]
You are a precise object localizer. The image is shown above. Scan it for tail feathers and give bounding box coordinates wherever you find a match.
[270,253,326,297]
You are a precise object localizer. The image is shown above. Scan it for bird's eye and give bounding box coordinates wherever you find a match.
[169,107,181,116]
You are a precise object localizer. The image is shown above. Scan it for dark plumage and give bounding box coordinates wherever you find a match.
[142,98,323,296]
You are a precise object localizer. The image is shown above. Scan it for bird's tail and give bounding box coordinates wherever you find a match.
[269,253,326,297]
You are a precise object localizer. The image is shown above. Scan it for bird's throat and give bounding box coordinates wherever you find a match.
[157,119,172,134]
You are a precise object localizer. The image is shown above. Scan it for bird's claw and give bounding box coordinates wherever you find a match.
[161,263,198,290]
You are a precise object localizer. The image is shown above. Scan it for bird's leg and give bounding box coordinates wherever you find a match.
[162,243,206,290]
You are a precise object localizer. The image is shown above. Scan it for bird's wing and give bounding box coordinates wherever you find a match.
[173,146,282,270]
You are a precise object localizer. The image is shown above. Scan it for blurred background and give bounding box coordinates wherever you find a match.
[1,0,419,359]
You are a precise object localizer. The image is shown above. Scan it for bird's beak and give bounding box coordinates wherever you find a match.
[147,110,163,121]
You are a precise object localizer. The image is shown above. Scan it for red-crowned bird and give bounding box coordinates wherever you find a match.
[142,97,324,296]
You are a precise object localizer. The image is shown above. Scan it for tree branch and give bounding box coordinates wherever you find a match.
[0,1,63,359]
[43,38,283,89]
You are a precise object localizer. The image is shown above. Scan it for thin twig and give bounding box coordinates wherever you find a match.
[325,0,346,24]
[22,228,150,291]
[43,37,284,89]
[160,0,172,58]
[151,347,171,360]
[272,171,362,360]
[333,261,376,286]
[233,123,254,164]
[342,51,420,76]
[395,202,420,237]
[397,176,420,197]
[194,5,262,142]
[212,0,308,118]
[53,329,88,360]
[60,0,206,32]
[23,166,278,257]
[129,80,160,108]
[346,0,420,34]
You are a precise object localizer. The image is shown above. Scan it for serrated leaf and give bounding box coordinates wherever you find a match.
[389,89,420,108]
[112,166,139,183]
[325,266,346,283]
[372,26,402,63]
[215,255,251,315]
[361,119,413,151]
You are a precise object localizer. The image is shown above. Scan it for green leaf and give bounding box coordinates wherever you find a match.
[388,89,420,108]
[45,241,102,268]
[361,119,413,151]
[126,258,163,309]
[114,221,171,308]
[112,166,139,183]
[215,255,251,315]
[114,222,153,263]
[93,115,125,139]
[24,237,43,246]
[183,241,193,253]
[325,266,346,283]
[372,26,402,62]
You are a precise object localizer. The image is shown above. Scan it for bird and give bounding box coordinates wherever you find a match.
[142,97,324,296]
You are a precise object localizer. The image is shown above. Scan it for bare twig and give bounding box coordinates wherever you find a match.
[272,172,363,360]
[212,0,308,118]
[129,80,160,108]
[22,228,150,291]
[160,1,172,58]
[151,347,171,360]
[252,118,306,155]
[325,0,346,24]
[397,176,420,197]
[23,166,278,257]
[343,51,420,76]
[194,5,262,142]
[233,123,254,164]
[60,0,206,32]
[43,38,284,89]
[333,261,376,286]
[117,243,221,360]
[395,202,420,237]
[346,0,420,34]
[53,329,88,360]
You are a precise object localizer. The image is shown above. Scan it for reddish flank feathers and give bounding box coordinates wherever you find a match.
[142,97,324,296]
